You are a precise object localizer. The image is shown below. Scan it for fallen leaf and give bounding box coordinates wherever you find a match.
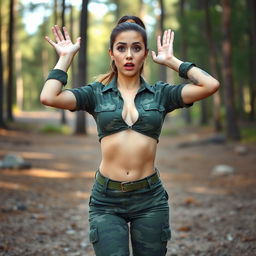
[184,197,200,206]
[241,236,256,242]
[177,226,191,232]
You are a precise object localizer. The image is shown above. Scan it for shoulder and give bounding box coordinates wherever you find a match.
[153,81,174,92]
[75,81,104,93]
[154,80,175,89]
[154,81,188,91]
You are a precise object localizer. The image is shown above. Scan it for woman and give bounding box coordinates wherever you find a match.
[40,15,219,256]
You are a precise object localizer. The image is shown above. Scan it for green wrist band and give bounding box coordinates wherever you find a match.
[179,62,196,79]
[46,69,68,86]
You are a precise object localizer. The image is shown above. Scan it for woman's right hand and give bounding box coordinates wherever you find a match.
[45,25,81,57]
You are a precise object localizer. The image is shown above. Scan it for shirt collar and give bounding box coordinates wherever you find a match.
[101,76,155,94]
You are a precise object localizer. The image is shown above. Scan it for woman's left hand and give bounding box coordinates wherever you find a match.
[151,29,175,65]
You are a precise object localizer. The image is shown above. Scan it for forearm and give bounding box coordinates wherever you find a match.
[164,56,220,89]
[40,55,73,102]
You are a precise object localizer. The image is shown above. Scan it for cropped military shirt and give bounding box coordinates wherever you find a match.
[66,76,193,143]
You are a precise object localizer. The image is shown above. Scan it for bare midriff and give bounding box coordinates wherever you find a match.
[99,129,157,182]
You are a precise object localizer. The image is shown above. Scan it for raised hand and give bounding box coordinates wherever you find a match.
[151,29,174,65]
[45,25,81,57]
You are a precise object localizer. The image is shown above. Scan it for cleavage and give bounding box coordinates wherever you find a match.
[120,92,139,127]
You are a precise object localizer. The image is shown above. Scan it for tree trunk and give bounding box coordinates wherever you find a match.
[221,0,240,140]
[247,0,256,121]
[180,0,191,124]
[0,0,6,128]
[75,0,89,134]
[60,0,67,125]
[7,0,15,122]
[159,0,167,82]
[70,4,76,87]
[16,48,23,111]
[114,0,120,20]
[203,0,222,131]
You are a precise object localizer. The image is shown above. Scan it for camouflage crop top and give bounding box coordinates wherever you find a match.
[66,76,193,143]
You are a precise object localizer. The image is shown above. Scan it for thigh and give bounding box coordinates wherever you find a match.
[130,207,171,256]
[89,212,130,256]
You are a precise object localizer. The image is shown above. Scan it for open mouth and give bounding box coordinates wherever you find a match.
[124,63,135,70]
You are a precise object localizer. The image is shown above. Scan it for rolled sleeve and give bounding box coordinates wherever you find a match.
[162,82,194,112]
[65,84,95,113]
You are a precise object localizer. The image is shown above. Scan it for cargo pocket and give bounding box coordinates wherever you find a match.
[161,226,171,241]
[164,190,169,200]
[142,103,165,112]
[88,196,92,206]
[162,190,169,201]
[89,226,99,244]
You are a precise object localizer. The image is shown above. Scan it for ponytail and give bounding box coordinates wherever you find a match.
[96,60,117,85]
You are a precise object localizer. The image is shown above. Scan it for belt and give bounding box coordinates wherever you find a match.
[95,169,160,192]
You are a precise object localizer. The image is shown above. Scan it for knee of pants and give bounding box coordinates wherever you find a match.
[131,225,171,256]
[130,210,171,256]
[89,214,130,256]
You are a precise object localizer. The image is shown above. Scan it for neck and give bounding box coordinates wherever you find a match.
[117,73,141,90]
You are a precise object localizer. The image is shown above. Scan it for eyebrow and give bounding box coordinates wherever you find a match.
[116,42,142,45]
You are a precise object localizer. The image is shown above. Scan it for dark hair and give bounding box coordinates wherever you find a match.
[117,15,146,30]
[110,22,147,52]
[96,16,147,85]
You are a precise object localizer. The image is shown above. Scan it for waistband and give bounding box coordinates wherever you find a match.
[95,168,160,192]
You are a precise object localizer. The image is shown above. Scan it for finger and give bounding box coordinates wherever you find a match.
[75,37,81,46]
[63,27,71,41]
[157,35,161,49]
[45,36,57,47]
[168,32,174,55]
[52,26,61,43]
[151,50,156,61]
[166,29,171,44]
[170,31,174,44]
[162,30,167,45]
[54,25,65,41]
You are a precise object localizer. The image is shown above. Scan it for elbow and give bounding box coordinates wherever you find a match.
[40,93,54,107]
[207,79,220,94]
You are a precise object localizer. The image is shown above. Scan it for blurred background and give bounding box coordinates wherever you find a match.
[0,1,256,255]
[0,0,255,139]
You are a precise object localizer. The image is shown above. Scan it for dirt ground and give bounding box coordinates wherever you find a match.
[0,111,256,256]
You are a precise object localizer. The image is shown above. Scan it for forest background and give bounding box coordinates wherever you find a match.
[1,1,256,255]
[0,0,256,140]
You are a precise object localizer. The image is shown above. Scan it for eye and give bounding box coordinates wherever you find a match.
[133,45,142,52]
[117,46,126,52]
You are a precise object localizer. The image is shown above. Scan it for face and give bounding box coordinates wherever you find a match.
[109,30,148,78]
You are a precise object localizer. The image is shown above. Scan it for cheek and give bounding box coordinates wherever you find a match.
[111,53,123,64]
[137,54,146,64]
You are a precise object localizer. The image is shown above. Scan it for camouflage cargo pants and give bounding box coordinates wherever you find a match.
[88,169,171,256]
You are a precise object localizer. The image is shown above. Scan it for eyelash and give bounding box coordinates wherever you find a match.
[116,46,142,52]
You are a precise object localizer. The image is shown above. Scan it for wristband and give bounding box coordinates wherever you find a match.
[179,62,196,79]
[46,69,68,86]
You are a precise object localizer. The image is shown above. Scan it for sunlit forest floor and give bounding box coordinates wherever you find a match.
[0,111,256,256]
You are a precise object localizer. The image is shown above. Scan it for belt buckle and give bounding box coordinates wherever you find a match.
[121,181,130,192]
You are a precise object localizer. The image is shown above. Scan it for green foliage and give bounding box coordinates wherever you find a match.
[241,126,256,143]
[39,124,72,135]
[1,0,254,137]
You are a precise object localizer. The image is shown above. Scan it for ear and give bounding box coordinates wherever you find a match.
[144,49,149,60]
[109,49,114,60]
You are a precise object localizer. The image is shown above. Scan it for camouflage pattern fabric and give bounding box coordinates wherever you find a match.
[66,76,193,143]
[88,170,171,256]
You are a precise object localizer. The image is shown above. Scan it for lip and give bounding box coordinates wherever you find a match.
[124,62,135,70]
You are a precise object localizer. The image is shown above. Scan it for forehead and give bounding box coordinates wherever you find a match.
[114,30,144,44]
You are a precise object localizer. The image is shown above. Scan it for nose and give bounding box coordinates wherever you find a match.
[126,48,132,59]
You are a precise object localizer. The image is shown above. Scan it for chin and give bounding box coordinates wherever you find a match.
[120,70,140,77]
